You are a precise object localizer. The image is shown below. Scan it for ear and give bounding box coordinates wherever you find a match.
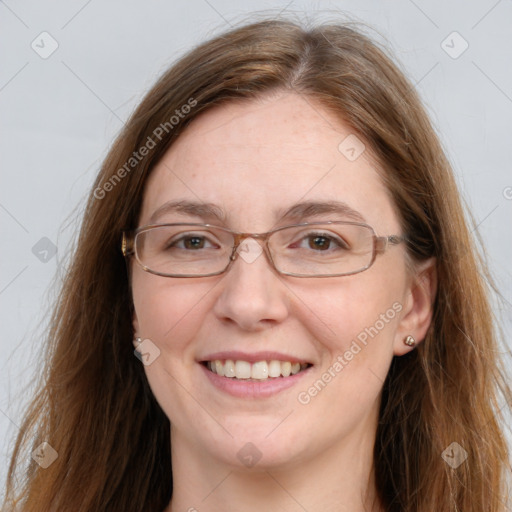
[393,257,437,356]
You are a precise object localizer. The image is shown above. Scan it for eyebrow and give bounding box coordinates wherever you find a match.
[276,200,366,223]
[147,199,366,225]
[148,200,227,225]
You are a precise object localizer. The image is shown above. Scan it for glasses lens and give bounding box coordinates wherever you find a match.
[269,223,374,276]
[135,225,233,276]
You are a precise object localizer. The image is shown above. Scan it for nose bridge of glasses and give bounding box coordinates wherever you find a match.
[229,231,273,263]
[232,231,269,246]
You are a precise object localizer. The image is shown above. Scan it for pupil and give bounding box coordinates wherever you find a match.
[310,236,329,250]
[185,237,204,249]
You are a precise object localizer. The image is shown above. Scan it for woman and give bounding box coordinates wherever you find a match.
[3,18,511,512]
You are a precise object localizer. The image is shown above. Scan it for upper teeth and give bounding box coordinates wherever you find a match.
[206,360,308,380]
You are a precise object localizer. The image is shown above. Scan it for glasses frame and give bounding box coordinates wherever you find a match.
[121,221,406,278]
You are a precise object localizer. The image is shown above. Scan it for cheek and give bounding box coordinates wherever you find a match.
[294,271,403,354]
[292,273,404,418]
[131,270,215,353]
[131,273,217,427]
[295,278,402,418]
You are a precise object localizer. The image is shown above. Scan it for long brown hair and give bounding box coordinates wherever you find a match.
[3,18,511,512]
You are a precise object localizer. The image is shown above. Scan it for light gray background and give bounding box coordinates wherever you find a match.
[1,0,511,493]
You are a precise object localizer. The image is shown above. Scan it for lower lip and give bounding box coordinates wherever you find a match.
[199,363,312,399]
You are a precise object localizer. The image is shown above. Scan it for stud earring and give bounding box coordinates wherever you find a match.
[133,336,142,347]
[404,335,416,347]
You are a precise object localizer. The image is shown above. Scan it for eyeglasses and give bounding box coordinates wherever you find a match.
[121,221,406,278]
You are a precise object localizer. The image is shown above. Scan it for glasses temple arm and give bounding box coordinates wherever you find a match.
[375,234,407,253]
[121,232,135,257]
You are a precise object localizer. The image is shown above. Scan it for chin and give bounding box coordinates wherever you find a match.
[203,421,308,470]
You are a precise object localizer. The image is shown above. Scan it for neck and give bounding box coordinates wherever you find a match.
[165,418,382,512]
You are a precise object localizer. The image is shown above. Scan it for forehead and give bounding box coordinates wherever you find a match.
[140,92,399,232]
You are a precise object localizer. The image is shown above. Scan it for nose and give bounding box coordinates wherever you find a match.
[212,238,290,331]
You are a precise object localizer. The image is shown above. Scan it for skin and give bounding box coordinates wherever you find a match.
[131,91,436,512]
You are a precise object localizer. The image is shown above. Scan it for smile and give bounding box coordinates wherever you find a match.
[204,359,311,380]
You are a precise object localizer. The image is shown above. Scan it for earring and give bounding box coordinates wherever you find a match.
[404,335,416,347]
[134,336,142,347]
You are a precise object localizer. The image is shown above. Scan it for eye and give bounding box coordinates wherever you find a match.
[307,235,332,251]
[166,232,219,250]
[291,231,350,252]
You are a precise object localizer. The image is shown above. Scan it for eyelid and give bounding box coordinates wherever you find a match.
[169,228,222,239]
[292,227,342,239]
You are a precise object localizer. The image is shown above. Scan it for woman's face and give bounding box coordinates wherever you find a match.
[131,91,425,470]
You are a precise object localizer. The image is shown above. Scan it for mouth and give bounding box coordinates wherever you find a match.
[201,359,313,381]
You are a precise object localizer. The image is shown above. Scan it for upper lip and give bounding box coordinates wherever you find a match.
[199,351,313,365]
